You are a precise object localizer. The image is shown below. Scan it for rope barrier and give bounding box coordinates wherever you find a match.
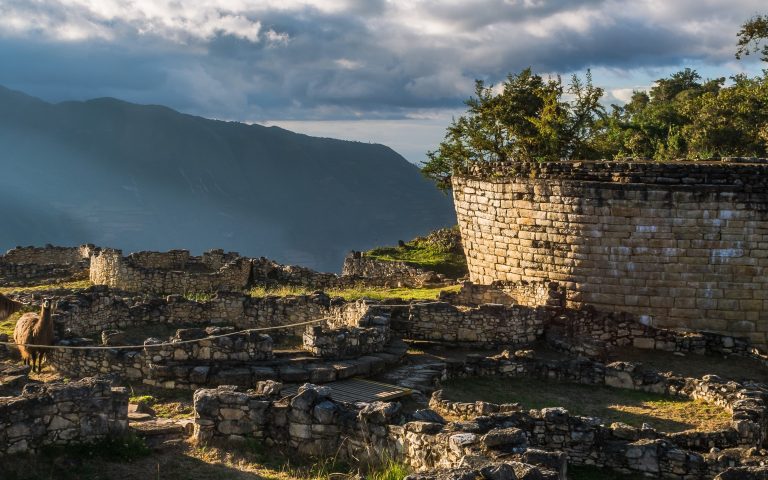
[0,298,450,351]
[0,318,330,351]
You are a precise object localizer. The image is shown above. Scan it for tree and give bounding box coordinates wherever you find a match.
[737,14,768,62]
[422,68,604,190]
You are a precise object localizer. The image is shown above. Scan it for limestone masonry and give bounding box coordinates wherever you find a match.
[0,377,127,455]
[453,160,768,345]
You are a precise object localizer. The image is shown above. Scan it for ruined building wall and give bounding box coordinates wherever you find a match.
[0,378,128,455]
[89,249,252,294]
[452,161,768,345]
[2,245,95,265]
[0,244,96,285]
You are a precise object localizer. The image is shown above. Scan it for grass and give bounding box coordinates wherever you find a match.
[365,226,467,279]
[182,292,216,302]
[367,459,410,480]
[440,376,732,433]
[0,436,409,480]
[128,387,195,420]
[250,284,461,301]
[0,311,22,337]
[0,279,93,295]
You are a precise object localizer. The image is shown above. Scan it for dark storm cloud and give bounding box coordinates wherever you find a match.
[0,0,763,120]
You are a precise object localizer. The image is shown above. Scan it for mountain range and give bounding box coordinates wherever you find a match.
[0,86,455,271]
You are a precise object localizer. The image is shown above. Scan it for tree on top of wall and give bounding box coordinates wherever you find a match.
[422,16,768,191]
[421,69,604,190]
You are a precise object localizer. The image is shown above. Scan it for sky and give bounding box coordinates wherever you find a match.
[1,0,765,163]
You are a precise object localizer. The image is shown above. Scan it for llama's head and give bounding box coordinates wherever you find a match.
[41,298,57,316]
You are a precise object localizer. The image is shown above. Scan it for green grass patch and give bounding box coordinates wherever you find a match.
[128,388,194,419]
[182,292,216,302]
[0,279,93,295]
[365,226,467,278]
[0,311,21,337]
[367,459,411,480]
[440,376,731,433]
[250,284,460,301]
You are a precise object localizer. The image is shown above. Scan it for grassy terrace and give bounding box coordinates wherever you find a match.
[441,377,731,433]
[0,279,93,295]
[364,226,468,279]
[250,284,460,301]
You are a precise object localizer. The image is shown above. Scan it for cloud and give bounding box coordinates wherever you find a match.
[0,0,764,124]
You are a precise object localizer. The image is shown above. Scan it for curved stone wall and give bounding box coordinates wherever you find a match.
[452,160,768,344]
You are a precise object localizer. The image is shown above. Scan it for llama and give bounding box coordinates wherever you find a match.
[0,293,23,321]
[13,299,56,373]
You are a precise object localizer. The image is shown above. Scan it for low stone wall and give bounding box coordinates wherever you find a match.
[191,377,768,480]
[439,281,566,308]
[403,409,761,479]
[435,353,768,450]
[193,383,400,461]
[251,257,342,289]
[50,322,407,390]
[0,244,95,285]
[0,377,128,455]
[15,287,336,338]
[546,307,757,360]
[303,318,390,359]
[2,244,95,265]
[145,327,274,363]
[342,252,451,287]
[389,302,545,346]
[89,249,252,294]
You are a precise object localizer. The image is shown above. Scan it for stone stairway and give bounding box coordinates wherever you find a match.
[379,360,447,394]
[128,404,194,448]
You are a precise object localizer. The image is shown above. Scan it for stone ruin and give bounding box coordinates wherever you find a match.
[0,243,457,294]
[0,244,96,286]
[3,240,768,478]
[453,159,768,347]
[0,377,127,455]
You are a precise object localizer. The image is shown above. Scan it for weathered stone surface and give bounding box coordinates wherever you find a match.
[452,160,768,345]
[0,377,128,456]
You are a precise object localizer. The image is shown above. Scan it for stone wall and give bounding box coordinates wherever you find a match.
[0,377,128,455]
[436,352,768,450]
[545,307,757,360]
[50,332,406,390]
[341,252,451,287]
[389,302,545,346]
[251,257,342,289]
[2,244,95,265]
[452,160,768,345]
[89,249,252,294]
[407,406,756,479]
[145,327,274,363]
[303,314,390,359]
[38,286,334,338]
[47,298,406,390]
[194,379,768,480]
[439,281,565,308]
[0,244,95,285]
[252,253,452,290]
[193,383,400,462]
